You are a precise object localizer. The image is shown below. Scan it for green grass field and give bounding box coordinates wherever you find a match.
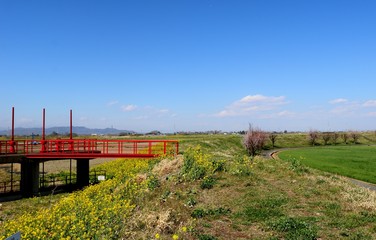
[278,146,376,184]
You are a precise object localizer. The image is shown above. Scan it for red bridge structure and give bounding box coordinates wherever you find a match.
[0,107,179,197]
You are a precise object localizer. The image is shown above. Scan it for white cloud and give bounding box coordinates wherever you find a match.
[363,100,376,107]
[329,98,348,104]
[239,94,285,104]
[121,104,137,112]
[277,111,296,117]
[158,109,169,114]
[107,100,119,106]
[79,117,88,122]
[367,112,376,117]
[18,118,34,124]
[329,99,376,116]
[216,94,288,117]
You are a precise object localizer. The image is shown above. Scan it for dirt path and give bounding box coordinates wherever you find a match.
[42,158,117,173]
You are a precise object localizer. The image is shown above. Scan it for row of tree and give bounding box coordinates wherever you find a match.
[307,130,361,146]
[243,125,371,156]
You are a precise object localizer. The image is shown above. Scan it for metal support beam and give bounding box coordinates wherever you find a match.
[20,159,40,197]
[76,159,90,188]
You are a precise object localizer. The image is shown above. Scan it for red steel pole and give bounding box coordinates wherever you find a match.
[69,109,74,151]
[70,109,73,140]
[11,107,14,141]
[42,108,45,140]
[41,108,46,152]
[9,107,15,153]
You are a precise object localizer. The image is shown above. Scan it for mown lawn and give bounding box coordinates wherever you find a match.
[278,146,376,184]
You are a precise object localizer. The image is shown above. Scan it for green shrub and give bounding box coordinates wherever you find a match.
[147,174,160,190]
[200,176,217,189]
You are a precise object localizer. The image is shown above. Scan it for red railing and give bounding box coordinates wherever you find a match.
[0,139,179,159]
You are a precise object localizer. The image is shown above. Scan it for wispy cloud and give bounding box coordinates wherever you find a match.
[18,118,34,124]
[329,98,376,116]
[107,100,119,107]
[119,104,176,120]
[121,104,137,112]
[363,100,376,107]
[329,98,348,104]
[216,94,288,117]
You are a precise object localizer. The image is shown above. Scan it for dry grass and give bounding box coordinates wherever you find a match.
[152,155,183,182]
[121,154,376,239]
[2,135,376,239]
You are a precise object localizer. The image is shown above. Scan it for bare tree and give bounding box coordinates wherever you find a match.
[308,130,319,146]
[269,132,278,148]
[342,132,349,144]
[332,132,339,145]
[349,131,361,144]
[243,124,267,156]
[322,132,332,145]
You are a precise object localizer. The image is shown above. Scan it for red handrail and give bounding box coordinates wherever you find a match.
[0,139,179,159]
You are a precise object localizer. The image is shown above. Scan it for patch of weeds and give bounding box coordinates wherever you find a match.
[324,202,341,217]
[347,231,373,240]
[211,159,226,172]
[187,188,198,195]
[229,155,253,176]
[202,222,212,228]
[186,197,197,207]
[191,207,231,219]
[287,158,309,174]
[147,174,160,190]
[242,206,283,222]
[200,175,217,189]
[239,197,288,222]
[174,190,183,200]
[160,190,171,202]
[198,234,218,240]
[182,146,220,181]
[192,209,206,218]
[316,179,326,184]
[336,212,376,230]
[360,211,376,223]
[220,182,232,187]
[269,217,318,240]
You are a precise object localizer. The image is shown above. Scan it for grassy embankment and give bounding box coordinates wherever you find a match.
[0,134,376,239]
[278,146,376,184]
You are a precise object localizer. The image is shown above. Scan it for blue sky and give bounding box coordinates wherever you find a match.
[1,1,376,133]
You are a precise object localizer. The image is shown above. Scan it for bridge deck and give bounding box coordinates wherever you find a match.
[0,139,179,162]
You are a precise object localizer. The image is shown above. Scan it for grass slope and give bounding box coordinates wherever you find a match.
[1,135,376,239]
[118,136,376,239]
[278,146,376,184]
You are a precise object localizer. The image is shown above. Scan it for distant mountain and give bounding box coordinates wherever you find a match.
[0,126,136,136]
